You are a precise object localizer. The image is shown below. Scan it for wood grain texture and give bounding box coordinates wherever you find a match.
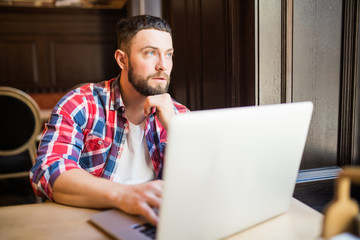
[0,6,125,93]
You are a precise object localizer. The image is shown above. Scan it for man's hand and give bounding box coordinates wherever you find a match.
[144,93,175,129]
[53,170,164,226]
[117,180,164,226]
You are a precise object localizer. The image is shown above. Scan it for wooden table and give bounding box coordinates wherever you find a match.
[0,198,323,240]
[226,198,323,240]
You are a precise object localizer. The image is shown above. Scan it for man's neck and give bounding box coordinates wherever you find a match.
[119,74,147,125]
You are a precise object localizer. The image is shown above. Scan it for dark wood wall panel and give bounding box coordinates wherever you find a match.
[0,36,41,89]
[164,0,255,110]
[230,0,255,107]
[50,36,119,90]
[165,0,203,109]
[0,6,125,93]
[339,0,359,166]
[353,0,360,165]
[200,0,227,109]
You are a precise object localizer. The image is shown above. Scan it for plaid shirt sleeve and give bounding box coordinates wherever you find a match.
[30,88,95,199]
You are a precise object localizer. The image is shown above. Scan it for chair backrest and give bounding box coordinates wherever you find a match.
[0,87,41,162]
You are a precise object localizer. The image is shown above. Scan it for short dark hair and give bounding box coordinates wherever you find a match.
[116,15,172,54]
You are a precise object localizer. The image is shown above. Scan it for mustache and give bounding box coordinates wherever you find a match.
[148,72,170,80]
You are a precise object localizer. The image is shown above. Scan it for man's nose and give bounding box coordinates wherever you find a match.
[155,56,167,72]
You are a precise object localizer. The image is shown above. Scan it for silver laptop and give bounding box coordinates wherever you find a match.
[89,102,313,240]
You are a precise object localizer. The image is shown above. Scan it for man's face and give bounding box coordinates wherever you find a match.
[127,29,173,96]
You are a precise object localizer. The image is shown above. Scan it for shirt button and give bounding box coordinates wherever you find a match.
[117,151,121,155]
[98,140,102,145]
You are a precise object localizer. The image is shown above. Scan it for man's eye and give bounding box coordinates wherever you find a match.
[146,51,156,56]
[166,52,173,58]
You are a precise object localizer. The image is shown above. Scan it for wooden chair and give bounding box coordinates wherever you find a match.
[322,167,360,238]
[0,86,41,179]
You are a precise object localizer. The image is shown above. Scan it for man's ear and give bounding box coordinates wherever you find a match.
[114,49,128,70]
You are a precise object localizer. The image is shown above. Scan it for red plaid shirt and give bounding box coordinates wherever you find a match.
[30,77,189,199]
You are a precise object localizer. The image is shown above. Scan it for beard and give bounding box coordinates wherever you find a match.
[128,63,170,96]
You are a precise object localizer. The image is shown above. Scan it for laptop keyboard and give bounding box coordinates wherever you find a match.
[132,223,157,239]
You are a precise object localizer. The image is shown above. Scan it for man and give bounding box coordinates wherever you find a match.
[30,15,189,226]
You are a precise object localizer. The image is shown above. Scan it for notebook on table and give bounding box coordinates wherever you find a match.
[89,102,314,240]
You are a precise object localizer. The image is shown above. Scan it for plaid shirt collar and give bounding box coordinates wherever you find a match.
[110,76,125,112]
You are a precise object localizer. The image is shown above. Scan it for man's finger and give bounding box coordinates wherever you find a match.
[152,180,164,197]
[140,202,159,226]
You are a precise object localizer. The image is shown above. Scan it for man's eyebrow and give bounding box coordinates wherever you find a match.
[141,46,174,52]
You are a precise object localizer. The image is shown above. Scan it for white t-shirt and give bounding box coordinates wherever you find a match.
[113,121,155,184]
